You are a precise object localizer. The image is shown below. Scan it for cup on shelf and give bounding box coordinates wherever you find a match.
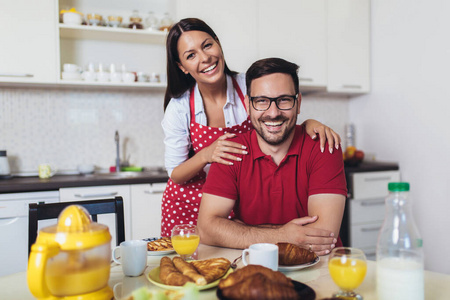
[122,72,136,83]
[110,72,122,83]
[137,72,149,82]
[97,71,110,82]
[81,71,96,82]
[149,72,160,83]
[107,15,123,28]
[87,13,102,26]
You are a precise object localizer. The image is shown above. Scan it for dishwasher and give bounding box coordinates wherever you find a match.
[0,190,60,276]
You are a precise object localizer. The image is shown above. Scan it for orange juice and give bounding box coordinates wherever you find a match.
[172,235,200,255]
[46,256,110,296]
[328,257,367,291]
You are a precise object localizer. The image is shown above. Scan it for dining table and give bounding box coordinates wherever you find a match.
[1,243,449,299]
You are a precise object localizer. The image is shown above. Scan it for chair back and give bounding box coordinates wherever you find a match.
[28,196,125,255]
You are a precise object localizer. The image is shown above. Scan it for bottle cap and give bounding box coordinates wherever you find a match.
[388,182,410,192]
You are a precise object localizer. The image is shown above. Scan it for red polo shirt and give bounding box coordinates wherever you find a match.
[203,125,347,226]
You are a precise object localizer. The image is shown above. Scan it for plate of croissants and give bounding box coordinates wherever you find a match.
[216,264,316,300]
[277,242,320,271]
[148,256,232,290]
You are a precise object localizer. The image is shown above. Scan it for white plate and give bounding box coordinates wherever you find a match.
[148,249,176,256]
[144,237,175,256]
[278,256,320,271]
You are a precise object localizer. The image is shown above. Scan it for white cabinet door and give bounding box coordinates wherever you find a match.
[0,191,59,276]
[175,0,259,73]
[258,0,327,89]
[59,185,131,246]
[0,0,58,83]
[327,0,370,93]
[130,183,166,240]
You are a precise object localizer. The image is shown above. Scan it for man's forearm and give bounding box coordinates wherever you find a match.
[198,216,283,249]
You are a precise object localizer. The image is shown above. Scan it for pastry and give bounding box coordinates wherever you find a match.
[218,264,292,290]
[277,242,317,265]
[173,256,207,285]
[159,256,193,286]
[221,272,298,300]
[190,257,231,283]
[148,237,173,251]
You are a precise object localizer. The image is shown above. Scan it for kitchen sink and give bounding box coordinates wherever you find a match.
[93,172,141,178]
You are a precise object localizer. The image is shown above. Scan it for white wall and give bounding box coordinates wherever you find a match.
[349,0,450,273]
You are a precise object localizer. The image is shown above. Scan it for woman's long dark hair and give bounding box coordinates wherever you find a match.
[164,18,237,111]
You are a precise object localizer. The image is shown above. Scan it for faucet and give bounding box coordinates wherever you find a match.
[115,130,120,173]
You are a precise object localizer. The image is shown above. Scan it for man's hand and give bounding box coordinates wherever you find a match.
[280,216,337,256]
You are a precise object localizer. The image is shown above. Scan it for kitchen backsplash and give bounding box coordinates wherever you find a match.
[0,87,348,175]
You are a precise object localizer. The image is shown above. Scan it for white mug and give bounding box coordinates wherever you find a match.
[112,240,147,277]
[242,243,278,271]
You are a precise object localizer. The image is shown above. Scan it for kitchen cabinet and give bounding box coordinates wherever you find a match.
[130,183,166,240]
[327,0,371,93]
[175,0,259,73]
[0,0,58,84]
[342,170,400,260]
[258,0,327,91]
[0,191,60,276]
[59,185,131,246]
[57,0,171,88]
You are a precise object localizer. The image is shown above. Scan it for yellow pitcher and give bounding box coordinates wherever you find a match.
[27,205,113,300]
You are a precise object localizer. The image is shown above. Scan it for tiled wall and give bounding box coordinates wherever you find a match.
[0,86,348,175]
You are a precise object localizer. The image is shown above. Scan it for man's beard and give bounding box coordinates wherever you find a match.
[253,115,297,145]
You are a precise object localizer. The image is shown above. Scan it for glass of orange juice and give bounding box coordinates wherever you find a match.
[171,224,200,261]
[328,247,367,300]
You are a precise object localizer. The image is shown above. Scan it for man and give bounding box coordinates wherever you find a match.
[197,58,347,255]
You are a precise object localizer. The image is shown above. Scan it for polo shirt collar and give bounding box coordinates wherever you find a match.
[193,75,237,116]
[250,125,304,160]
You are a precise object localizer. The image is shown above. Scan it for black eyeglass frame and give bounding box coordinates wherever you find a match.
[249,94,298,111]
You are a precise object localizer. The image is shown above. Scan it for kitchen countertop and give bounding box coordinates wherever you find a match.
[0,170,169,193]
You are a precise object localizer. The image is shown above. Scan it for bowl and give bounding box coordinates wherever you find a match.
[77,164,95,175]
[62,12,83,25]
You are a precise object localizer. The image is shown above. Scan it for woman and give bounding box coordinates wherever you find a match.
[160,18,341,237]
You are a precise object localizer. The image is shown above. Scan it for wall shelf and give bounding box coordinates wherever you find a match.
[59,24,167,44]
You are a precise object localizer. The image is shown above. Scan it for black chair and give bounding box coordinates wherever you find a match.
[28,196,125,255]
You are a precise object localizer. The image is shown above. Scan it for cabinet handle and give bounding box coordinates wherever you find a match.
[74,192,118,198]
[341,84,362,89]
[360,199,385,206]
[0,73,34,78]
[361,226,381,232]
[299,77,313,82]
[144,190,165,194]
[364,176,393,182]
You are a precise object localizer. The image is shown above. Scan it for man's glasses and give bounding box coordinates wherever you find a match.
[249,94,298,111]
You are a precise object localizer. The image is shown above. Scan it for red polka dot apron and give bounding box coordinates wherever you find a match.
[160,78,252,237]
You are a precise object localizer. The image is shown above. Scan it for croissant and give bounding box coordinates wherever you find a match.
[277,242,317,265]
[173,256,207,285]
[159,256,193,286]
[221,272,298,300]
[218,265,293,290]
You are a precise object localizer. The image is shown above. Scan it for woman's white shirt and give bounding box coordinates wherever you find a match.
[162,73,248,176]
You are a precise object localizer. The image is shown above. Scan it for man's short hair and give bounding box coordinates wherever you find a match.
[245,57,300,96]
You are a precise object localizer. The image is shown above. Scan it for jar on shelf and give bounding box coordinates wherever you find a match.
[159,12,173,31]
[145,11,159,31]
[128,10,143,30]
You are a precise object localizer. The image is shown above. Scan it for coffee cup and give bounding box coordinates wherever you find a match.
[242,243,278,271]
[38,164,57,179]
[112,240,147,277]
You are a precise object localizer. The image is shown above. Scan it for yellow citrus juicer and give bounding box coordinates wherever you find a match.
[27,205,113,300]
